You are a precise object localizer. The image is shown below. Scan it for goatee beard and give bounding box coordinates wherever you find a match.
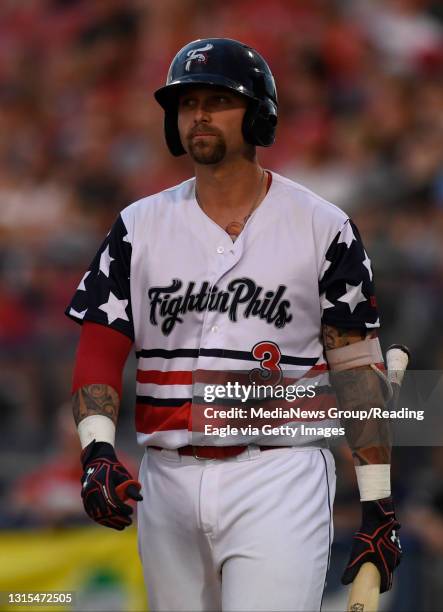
[188,139,226,164]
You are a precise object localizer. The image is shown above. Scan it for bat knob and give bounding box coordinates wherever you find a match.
[386,344,410,387]
[386,344,410,360]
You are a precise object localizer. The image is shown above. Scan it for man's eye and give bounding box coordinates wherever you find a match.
[180,98,196,108]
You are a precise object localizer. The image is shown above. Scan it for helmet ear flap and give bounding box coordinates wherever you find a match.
[243,99,278,147]
[165,109,186,156]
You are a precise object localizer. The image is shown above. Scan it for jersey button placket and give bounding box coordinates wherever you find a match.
[197,240,234,354]
[205,245,226,340]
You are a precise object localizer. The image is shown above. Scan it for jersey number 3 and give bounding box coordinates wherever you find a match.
[250,341,282,385]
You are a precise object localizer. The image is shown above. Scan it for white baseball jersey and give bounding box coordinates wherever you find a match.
[66,171,379,449]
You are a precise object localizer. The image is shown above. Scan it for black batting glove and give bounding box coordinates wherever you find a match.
[341,496,402,593]
[80,441,143,530]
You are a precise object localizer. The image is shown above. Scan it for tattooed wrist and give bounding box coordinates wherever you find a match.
[72,384,120,426]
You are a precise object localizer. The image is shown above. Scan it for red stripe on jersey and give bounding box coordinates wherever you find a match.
[136,402,191,434]
[136,370,193,385]
[136,364,328,388]
[135,393,336,435]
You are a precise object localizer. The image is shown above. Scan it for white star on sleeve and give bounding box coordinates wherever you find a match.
[366,318,380,328]
[99,244,114,278]
[69,306,87,319]
[77,270,90,291]
[320,293,334,314]
[337,222,356,249]
[337,282,366,313]
[99,291,129,324]
[362,250,373,281]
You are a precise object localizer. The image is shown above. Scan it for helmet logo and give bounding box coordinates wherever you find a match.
[184,43,213,71]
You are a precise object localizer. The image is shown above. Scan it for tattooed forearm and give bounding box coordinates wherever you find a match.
[72,384,120,426]
[331,367,391,465]
[323,324,391,466]
[330,366,385,411]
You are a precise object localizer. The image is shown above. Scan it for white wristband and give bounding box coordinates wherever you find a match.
[77,415,116,449]
[355,464,391,501]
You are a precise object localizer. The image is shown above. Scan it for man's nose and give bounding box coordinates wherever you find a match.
[192,103,211,123]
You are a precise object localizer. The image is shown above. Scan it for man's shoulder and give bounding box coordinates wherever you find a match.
[272,172,349,224]
[121,177,195,219]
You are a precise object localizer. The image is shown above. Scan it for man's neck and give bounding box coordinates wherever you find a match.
[194,158,264,214]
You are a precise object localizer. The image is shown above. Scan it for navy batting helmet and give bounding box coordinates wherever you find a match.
[154,38,278,156]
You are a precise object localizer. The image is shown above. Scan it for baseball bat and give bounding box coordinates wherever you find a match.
[115,479,143,502]
[346,344,410,612]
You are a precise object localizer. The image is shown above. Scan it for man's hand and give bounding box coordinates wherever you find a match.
[342,496,402,593]
[81,440,143,530]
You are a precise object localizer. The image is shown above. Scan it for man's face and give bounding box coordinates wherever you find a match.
[177,86,249,165]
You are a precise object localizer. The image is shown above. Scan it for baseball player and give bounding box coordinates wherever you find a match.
[66,38,402,611]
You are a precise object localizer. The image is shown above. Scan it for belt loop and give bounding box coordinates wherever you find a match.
[236,444,260,461]
[249,444,261,458]
[160,448,181,462]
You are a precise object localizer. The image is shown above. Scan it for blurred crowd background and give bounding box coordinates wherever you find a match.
[0,0,442,610]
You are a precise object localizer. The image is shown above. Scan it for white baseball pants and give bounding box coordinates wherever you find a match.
[137,445,336,612]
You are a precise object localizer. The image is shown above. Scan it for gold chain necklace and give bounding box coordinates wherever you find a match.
[195,169,266,242]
